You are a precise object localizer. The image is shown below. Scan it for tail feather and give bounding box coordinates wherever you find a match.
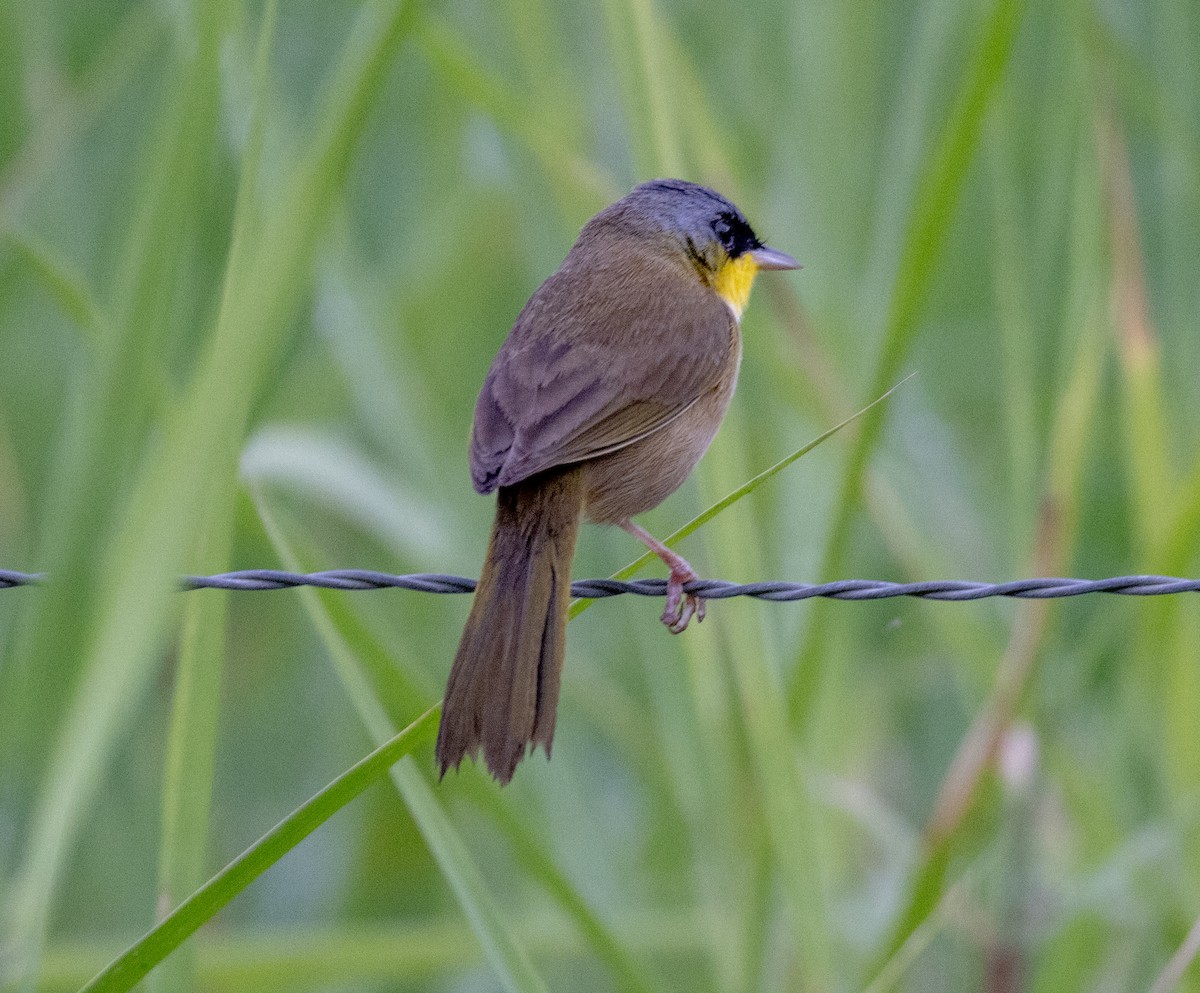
[437,467,583,783]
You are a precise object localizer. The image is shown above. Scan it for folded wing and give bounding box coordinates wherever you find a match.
[470,252,733,493]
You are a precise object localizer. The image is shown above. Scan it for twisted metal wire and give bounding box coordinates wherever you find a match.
[3,568,1200,601]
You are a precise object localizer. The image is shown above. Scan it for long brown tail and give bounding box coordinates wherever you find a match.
[436,466,584,784]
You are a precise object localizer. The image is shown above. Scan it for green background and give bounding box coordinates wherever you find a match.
[2,0,1199,990]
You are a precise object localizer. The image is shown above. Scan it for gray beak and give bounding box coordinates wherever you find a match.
[748,245,801,270]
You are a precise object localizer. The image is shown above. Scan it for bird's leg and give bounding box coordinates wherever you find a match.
[619,520,705,633]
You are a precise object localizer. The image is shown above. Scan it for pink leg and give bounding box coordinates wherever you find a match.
[620,520,706,634]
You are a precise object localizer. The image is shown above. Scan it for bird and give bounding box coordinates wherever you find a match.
[435,178,800,783]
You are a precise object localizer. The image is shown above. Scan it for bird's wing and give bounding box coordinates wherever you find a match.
[469,258,734,493]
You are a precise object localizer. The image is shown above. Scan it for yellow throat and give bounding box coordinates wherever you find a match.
[711,253,760,320]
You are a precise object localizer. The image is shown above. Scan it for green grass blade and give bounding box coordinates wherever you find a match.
[622,0,682,177]
[2,7,229,983]
[561,377,909,987]
[396,763,552,993]
[150,12,277,989]
[467,791,660,993]
[250,489,414,737]
[0,5,163,226]
[148,507,233,993]
[983,96,1039,559]
[77,709,440,993]
[0,230,108,352]
[868,114,1112,975]
[570,375,912,618]
[1097,107,1200,802]
[417,21,618,206]
[1101,110,1173,554]
[37,910,710,991]
[695,406,836,987]
[861,881,967,993]
[2,2,426,985]
[254,493,552,993]
[241,427,450,562]
[790,0,1027,724]
[254,485,647,992]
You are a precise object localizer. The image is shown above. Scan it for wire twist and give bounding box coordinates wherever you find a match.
[4,569,1200,601]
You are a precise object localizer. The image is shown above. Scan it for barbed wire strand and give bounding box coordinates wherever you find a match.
[3,569,1200,601]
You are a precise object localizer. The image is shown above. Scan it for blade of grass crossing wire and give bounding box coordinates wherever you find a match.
[77,710,440,993]
[256,491,632,993]
[661,7,1002,699]
[570,376,912,619]
[571,370,906,982]
[255,493,553,993]
[791,0,1026,727]
[657,6,1002,696]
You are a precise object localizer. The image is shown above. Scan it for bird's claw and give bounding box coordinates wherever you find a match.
[662,565,705,634]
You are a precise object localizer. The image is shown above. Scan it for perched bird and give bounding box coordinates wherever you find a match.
[436,179,799,783]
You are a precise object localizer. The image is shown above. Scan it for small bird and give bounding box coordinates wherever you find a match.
[436,179,799,783]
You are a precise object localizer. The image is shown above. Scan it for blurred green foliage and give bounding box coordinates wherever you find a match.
[2,0,1199,990]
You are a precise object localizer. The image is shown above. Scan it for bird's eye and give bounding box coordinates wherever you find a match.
[713,216,735,251]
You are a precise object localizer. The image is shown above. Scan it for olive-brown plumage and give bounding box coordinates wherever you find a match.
[436,179,799,783]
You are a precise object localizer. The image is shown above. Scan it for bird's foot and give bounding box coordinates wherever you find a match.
[662,559,705,634]
[620,519,707,634]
